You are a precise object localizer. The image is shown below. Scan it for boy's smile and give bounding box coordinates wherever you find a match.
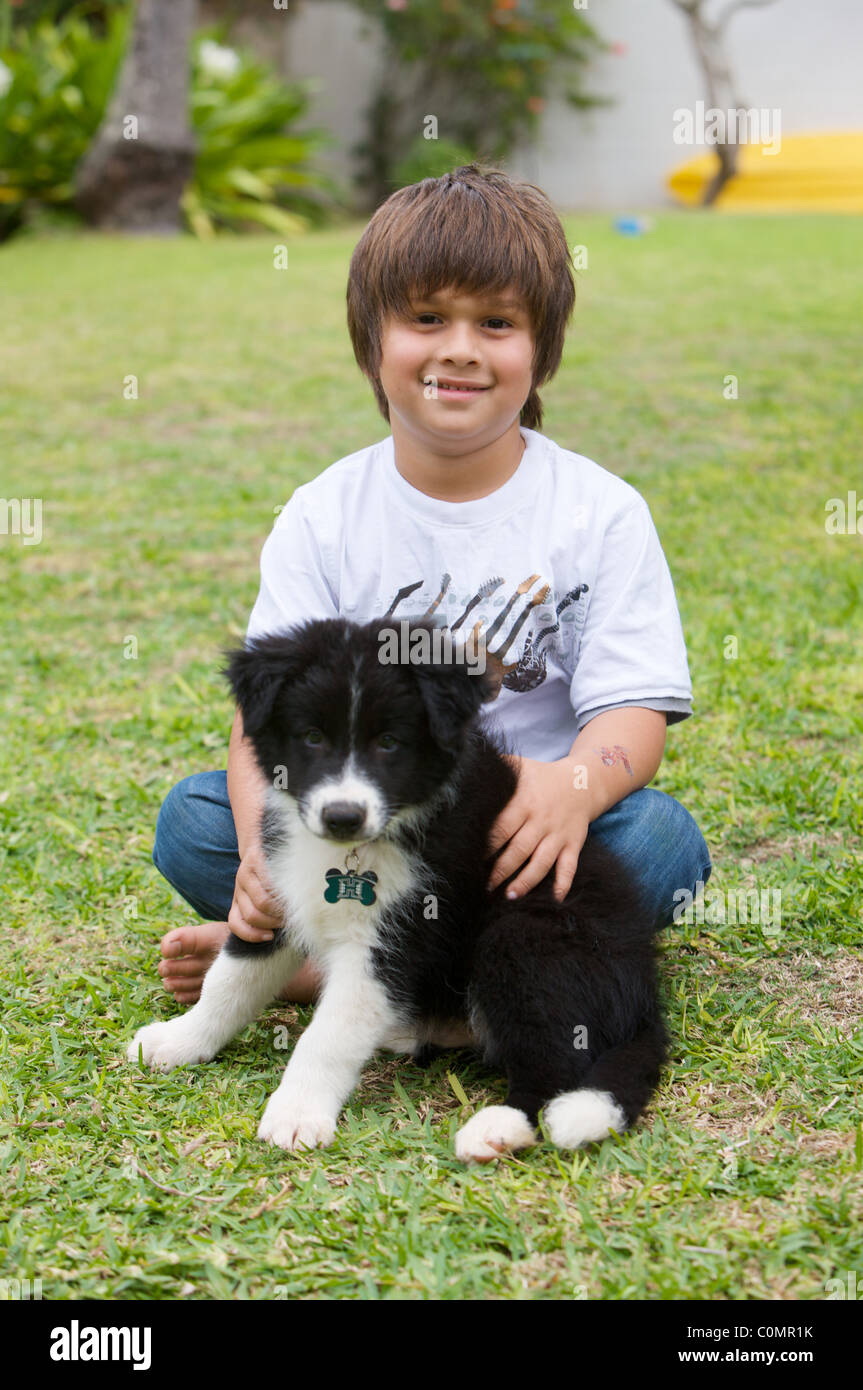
[433,380,492,399]
[377,286,535,498]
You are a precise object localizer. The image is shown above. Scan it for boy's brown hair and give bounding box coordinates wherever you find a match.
[346,165,575,431]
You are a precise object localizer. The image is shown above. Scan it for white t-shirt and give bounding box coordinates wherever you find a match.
[246,427,693,761]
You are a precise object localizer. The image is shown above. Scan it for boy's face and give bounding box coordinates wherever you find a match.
[377,286,535,452]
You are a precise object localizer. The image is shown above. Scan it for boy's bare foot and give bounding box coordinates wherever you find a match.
[158,922,228,1004]
[158,922,322,1006]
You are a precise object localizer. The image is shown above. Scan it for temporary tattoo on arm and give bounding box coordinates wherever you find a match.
[594,744,634,776]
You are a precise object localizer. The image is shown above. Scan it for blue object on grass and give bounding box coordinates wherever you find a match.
[614,216,651,236]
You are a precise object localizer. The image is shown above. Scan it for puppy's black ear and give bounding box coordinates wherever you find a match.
[413,627,501,756]
[221,636,305,738]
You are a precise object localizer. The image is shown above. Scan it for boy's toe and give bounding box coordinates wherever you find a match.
[159,971,203,1002]
[159,921,229,961]
[156,922,229,1002]
[158,957,205,979]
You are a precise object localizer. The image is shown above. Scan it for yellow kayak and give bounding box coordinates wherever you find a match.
[667,131,863,212]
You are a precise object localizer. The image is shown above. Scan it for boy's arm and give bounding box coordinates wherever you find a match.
[226,709,284,940]
[227,708,267,860]
[565,704,667,822]
[487,705,667,902]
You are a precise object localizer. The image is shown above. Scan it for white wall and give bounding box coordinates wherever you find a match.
[282,1,385,192]
[514,0,863,209]
[269,0,863,211]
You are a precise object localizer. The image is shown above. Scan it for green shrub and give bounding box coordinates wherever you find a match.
[183,33,336,238]
[391,135,477,190]
[347,0,607,206]
[0,8,338,241]
[0,6,129,240]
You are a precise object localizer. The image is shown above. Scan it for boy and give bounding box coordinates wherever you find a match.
[154,165,711,1007]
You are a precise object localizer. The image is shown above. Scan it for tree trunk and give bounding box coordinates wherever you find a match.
[702,139,739,206]
[75,0,199,234]
[686,8,738,206]
[671,0,777,207]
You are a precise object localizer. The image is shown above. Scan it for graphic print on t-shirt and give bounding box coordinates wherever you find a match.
[381,571,589,696]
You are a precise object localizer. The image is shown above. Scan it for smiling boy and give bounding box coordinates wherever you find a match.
[153,165,710,1005]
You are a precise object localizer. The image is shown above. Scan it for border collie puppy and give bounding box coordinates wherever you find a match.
[128,617,667,1162]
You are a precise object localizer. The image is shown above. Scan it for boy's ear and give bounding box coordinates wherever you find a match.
[221,636,306,738]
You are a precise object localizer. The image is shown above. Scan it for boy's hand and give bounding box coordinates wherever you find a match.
[228,843,284,943]
[487,756,589,904]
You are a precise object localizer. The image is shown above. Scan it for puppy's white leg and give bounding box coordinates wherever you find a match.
[455,1105,537,1163]
[127,943,302,1071]
[258,945,400,1152]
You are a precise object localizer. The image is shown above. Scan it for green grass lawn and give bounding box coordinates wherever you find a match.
[1,213,861,1301]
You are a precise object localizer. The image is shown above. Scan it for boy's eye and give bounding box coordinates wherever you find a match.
[413,313,512,329]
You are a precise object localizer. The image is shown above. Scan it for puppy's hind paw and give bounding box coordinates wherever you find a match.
[543,1088,627,1149]
[454,1105,536,1163]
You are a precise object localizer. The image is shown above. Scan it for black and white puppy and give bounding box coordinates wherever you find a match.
[128,617,667,1162]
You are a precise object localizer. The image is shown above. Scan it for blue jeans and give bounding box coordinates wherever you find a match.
[152,771,711,932]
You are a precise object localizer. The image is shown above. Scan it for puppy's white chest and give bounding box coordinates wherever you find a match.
[264,792,420,958]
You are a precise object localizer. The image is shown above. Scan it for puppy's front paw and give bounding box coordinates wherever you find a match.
[127,1019,215,1072]
[455,1105,536,1163]
[257,1094,337,1152]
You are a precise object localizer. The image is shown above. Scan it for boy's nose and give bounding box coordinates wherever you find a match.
[438,326,481,364]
